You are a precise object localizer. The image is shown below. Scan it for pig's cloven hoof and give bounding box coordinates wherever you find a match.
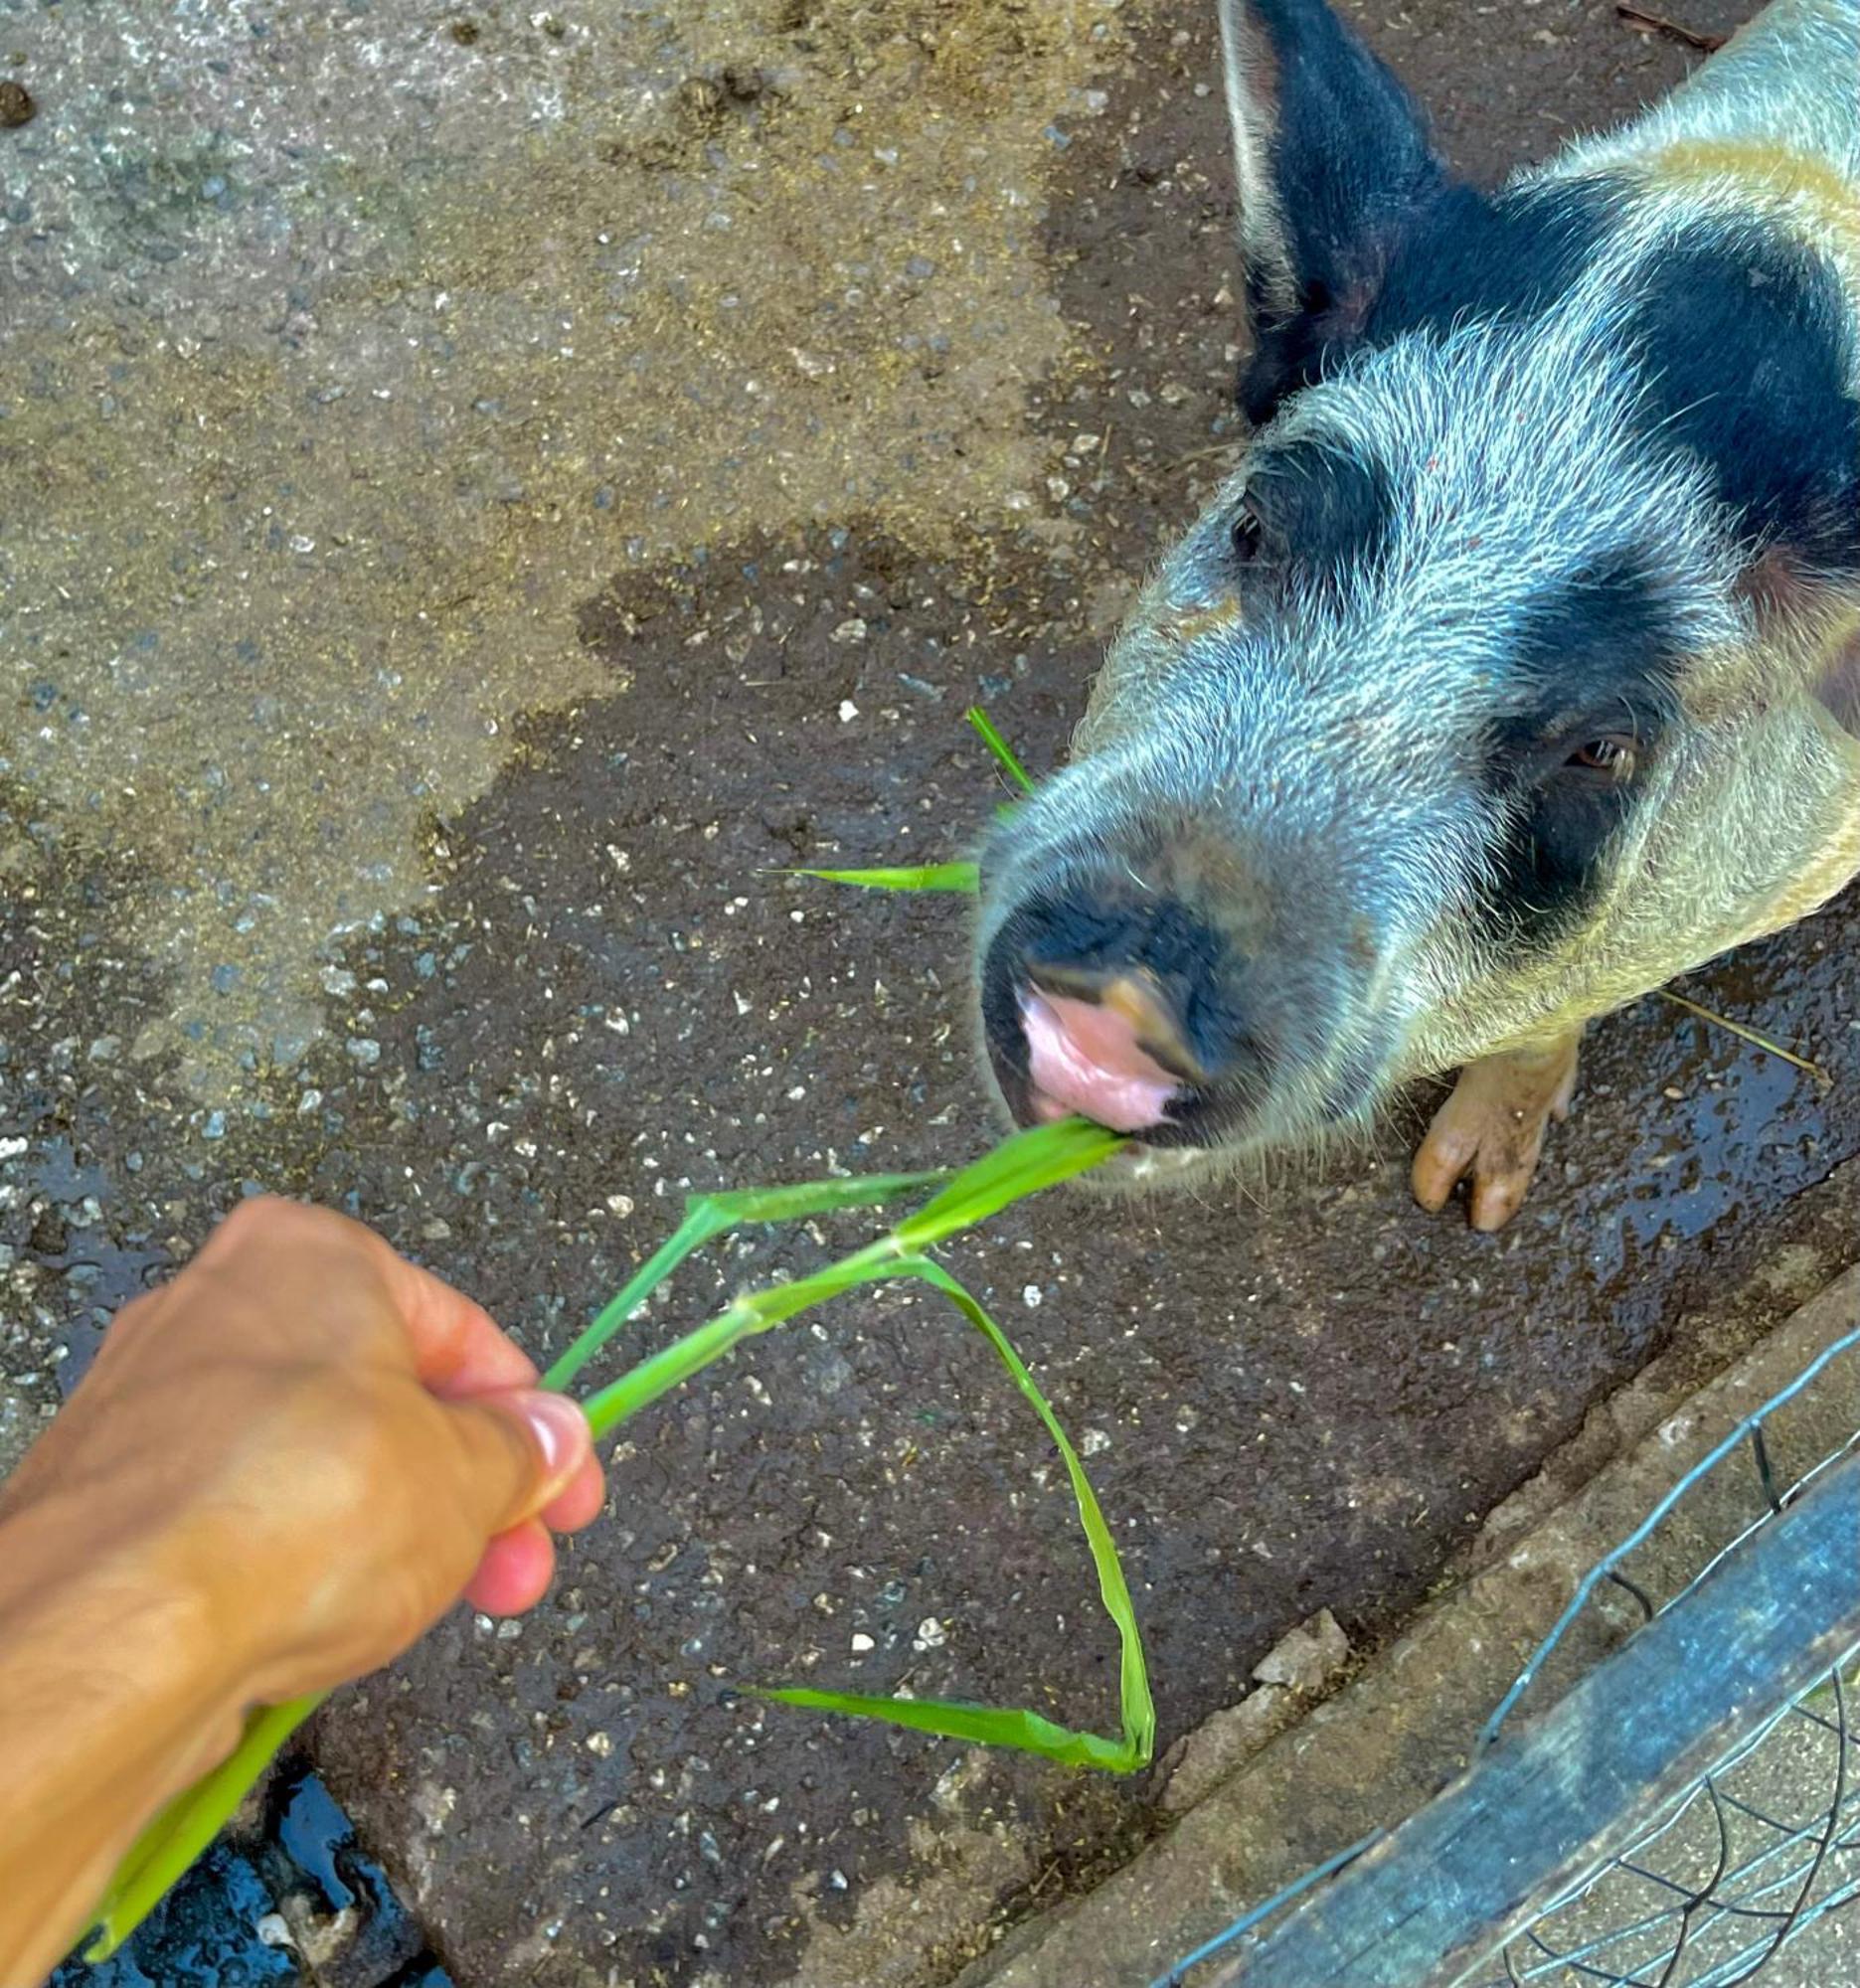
[1411,1031,1582,1232]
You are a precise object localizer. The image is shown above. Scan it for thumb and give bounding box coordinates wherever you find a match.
[444,1389,592,1537]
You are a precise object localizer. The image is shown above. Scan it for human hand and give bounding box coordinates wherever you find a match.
[0,1195,604,1708]
[0,1196,604,1983]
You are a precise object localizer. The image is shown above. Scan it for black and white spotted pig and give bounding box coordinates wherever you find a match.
[975,0,1860,1229]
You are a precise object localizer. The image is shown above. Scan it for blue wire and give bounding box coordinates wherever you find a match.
[1145,1828,1386,1987]
[1150,1320,1860,1987]
[1479,1322,1860,1750]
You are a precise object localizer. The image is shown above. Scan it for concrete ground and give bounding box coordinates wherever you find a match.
[7,0,1857,1984]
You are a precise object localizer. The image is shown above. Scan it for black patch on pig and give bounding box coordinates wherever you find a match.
[1506,554,1683,718]
[1240,177,1618,425]
[1479,558,1682,940]
[1250,0,1442,296]
[1625,226,1860,575]
[1365,179,1620,346]
[1239,440,1396,586]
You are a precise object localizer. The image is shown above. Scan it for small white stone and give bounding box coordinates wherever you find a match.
[838,698,860,721]
[850,1632,876,1653]
[586,1731,614,1757]
[1022,1283,1043,1308]
[916,1616,947,1649]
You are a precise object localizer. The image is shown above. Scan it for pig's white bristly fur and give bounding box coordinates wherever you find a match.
[978,0,1860,1166]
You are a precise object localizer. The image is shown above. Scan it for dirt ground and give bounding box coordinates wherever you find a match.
[7,0,1850,1984]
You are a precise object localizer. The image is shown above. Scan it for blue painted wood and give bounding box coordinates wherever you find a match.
[1208,1450,1860,1988]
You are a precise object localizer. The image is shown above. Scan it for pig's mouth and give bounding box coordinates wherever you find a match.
[980,948,1244,1158]
[1012,988,1229,1184]
[1018,988,1188,1134]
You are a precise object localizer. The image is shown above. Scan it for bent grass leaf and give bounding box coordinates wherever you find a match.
[87,1120,1139,1956]
[755,1255,1152,1772]
[905,1257,1153,1768]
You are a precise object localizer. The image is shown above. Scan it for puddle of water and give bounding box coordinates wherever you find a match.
[49,1843,297,1988]
[47,1770,452,1988]
[16,1137,174,1395]
[277,1772,358,1914]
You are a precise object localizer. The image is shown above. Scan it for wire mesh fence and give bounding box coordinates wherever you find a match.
[1479,1665,1860,1987]
[1156,1322,1860,1988]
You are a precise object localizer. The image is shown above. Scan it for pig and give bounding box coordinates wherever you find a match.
[976,0,1860,1229]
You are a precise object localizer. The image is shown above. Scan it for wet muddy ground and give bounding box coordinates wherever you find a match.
[8,0,1852,1983]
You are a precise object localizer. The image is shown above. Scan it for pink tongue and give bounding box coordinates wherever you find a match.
[1020,990,1181,1133]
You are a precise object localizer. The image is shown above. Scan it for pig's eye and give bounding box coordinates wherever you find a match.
[1230,498,1266,563]
[1567,737,1637,780]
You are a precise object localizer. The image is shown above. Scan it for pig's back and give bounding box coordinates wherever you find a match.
[1531,0,1860,307]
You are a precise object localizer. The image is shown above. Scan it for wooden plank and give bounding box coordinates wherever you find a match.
[1206,1450,1860,1988]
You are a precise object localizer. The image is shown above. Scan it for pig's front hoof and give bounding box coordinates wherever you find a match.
[1411,1031,1582,1232]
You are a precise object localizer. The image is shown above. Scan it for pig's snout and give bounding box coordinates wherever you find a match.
[980,886,1260,1143]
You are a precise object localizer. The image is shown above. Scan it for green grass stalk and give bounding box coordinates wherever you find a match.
[85,1120,1142,1959]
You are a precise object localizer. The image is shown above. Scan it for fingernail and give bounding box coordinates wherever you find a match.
[517,1393,590,1499]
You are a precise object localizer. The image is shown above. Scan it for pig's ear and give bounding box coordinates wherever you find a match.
[1220,0,1446,422]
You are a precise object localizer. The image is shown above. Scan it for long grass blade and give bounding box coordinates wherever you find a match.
[89,1123,1133,1952]
[545,1170,941,1392]
[897,1118,1124,1248]
[85,1695,324,1959]
[966,706,1037,796]
[790,863,980,894]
